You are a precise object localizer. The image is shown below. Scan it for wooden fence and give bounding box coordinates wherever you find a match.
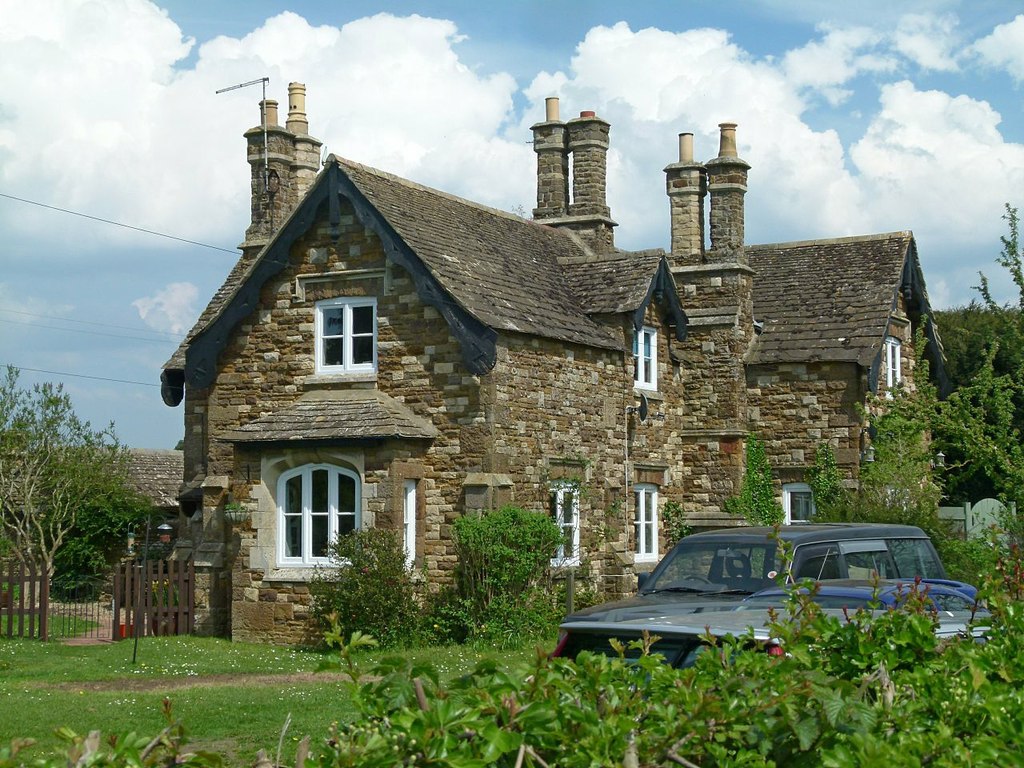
[112,558,195,639]
[0,560,50,640]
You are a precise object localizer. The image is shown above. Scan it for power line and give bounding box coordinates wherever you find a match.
[9,365,161,388]
[0,308,183,340]
[0,191,238,255]
[0,317,179,345]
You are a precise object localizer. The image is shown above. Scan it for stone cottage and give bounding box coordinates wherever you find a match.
[160,85,946,641]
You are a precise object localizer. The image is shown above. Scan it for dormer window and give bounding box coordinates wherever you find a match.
[633,326,657,390]
[884,336,902,392]
[315,297,377,374]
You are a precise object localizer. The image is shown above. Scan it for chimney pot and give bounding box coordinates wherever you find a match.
[717,122,738,158]
[678,133,694,163]
[545,97,560,122]
[580,110,596,118]
[261,99,279,128]
[286,82,309,135]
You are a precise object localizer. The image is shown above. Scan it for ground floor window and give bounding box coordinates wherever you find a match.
[278,464,361,566]
[550,482,580,566]
[403,479,417,569]
[783,482,815,524]
[634,483,659,562]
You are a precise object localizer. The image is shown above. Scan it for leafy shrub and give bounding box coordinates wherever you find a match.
[724,434,784,525]
[436,506,563,647]
[309,528,418,649]
[309,553,1021,768]
[660,499,691,548]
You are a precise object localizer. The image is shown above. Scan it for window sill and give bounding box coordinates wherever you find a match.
[303,372,378,388]
[264,566,319,583]
[634,555,659,565]
[549,558,581,569]
[633,387,663,400]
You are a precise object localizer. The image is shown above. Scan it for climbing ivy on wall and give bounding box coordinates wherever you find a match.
[724,434,784,526]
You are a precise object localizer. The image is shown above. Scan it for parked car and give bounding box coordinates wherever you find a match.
[552,607,986,669]
[553,609,783,668]
[741,578,981,614]
[562,524,949,624]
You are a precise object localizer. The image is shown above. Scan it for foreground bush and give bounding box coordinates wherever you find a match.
[311,580,1019,767]
[9,551,1024,767]
[427,506,563,647]
[308,528,418,648]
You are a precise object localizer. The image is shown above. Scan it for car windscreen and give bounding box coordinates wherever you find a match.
[888,538,946,579]
[643,540,778,594]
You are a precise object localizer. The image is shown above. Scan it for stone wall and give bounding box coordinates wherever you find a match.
[746,361,865,487]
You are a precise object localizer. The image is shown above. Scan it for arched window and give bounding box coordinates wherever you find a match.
[278,464,361,566]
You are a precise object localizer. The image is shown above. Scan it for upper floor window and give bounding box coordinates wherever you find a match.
[278,464,361,566]
[633,326,657,390]
[634,483,659,562]
[783,482,815,525]
[315,297,377,374]
[884,336,902,392]
[550,482,580,567]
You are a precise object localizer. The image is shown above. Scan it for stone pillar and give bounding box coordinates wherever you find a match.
[566,110,611,219]
[706,122,750,263]
[664,132,707,268]
[531,97,569,219]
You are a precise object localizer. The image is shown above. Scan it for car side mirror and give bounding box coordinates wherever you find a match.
[637,572,650,591]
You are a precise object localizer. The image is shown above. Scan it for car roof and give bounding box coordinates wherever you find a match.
[681,523,929,546]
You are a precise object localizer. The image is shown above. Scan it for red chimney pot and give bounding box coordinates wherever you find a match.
[580,110,596,118]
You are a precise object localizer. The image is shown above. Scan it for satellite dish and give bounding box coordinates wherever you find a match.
[638,392,649,422]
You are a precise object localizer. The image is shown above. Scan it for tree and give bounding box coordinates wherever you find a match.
[725,434,784,526]
[0,366,142,577]
[933,204,1024,503]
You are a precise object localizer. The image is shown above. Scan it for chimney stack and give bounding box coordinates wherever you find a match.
[706,122,750,261]
[241,83,322,259]
[566,110,611,219]
[664,132,707,267]
[531,97,569,219]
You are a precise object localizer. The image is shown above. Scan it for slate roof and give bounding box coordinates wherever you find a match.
[565,248,665,314]
[165,157,671,375]
[336,158,625,349]
[127,449,183,509]
[747,232,918,366]
[220,389,439,443]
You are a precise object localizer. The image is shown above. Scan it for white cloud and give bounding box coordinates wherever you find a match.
[782,24,895,100]
[133,282,198,334]
[892,13,960,72]
[970,14,1024,81]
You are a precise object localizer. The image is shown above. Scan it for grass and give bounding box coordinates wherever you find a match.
[0,635,541,766]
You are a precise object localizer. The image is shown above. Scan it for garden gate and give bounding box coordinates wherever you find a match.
[0,560,49,640]
[112,558,195,639]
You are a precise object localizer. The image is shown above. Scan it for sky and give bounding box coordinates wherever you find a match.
[2,0,1024,450]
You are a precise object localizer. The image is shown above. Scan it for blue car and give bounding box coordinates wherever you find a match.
[741,578,980,614]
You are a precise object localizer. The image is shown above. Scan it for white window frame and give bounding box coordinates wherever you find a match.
[550,482,580,567]
[634,483,659,562]
[403,479,417,570]
[633,325,658,391]
[277,464,361,567]
[315,297,377,374]
[884,335,902,393]
[783,482,815,525]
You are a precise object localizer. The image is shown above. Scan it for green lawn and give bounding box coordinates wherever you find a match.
[0,635,539,766]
